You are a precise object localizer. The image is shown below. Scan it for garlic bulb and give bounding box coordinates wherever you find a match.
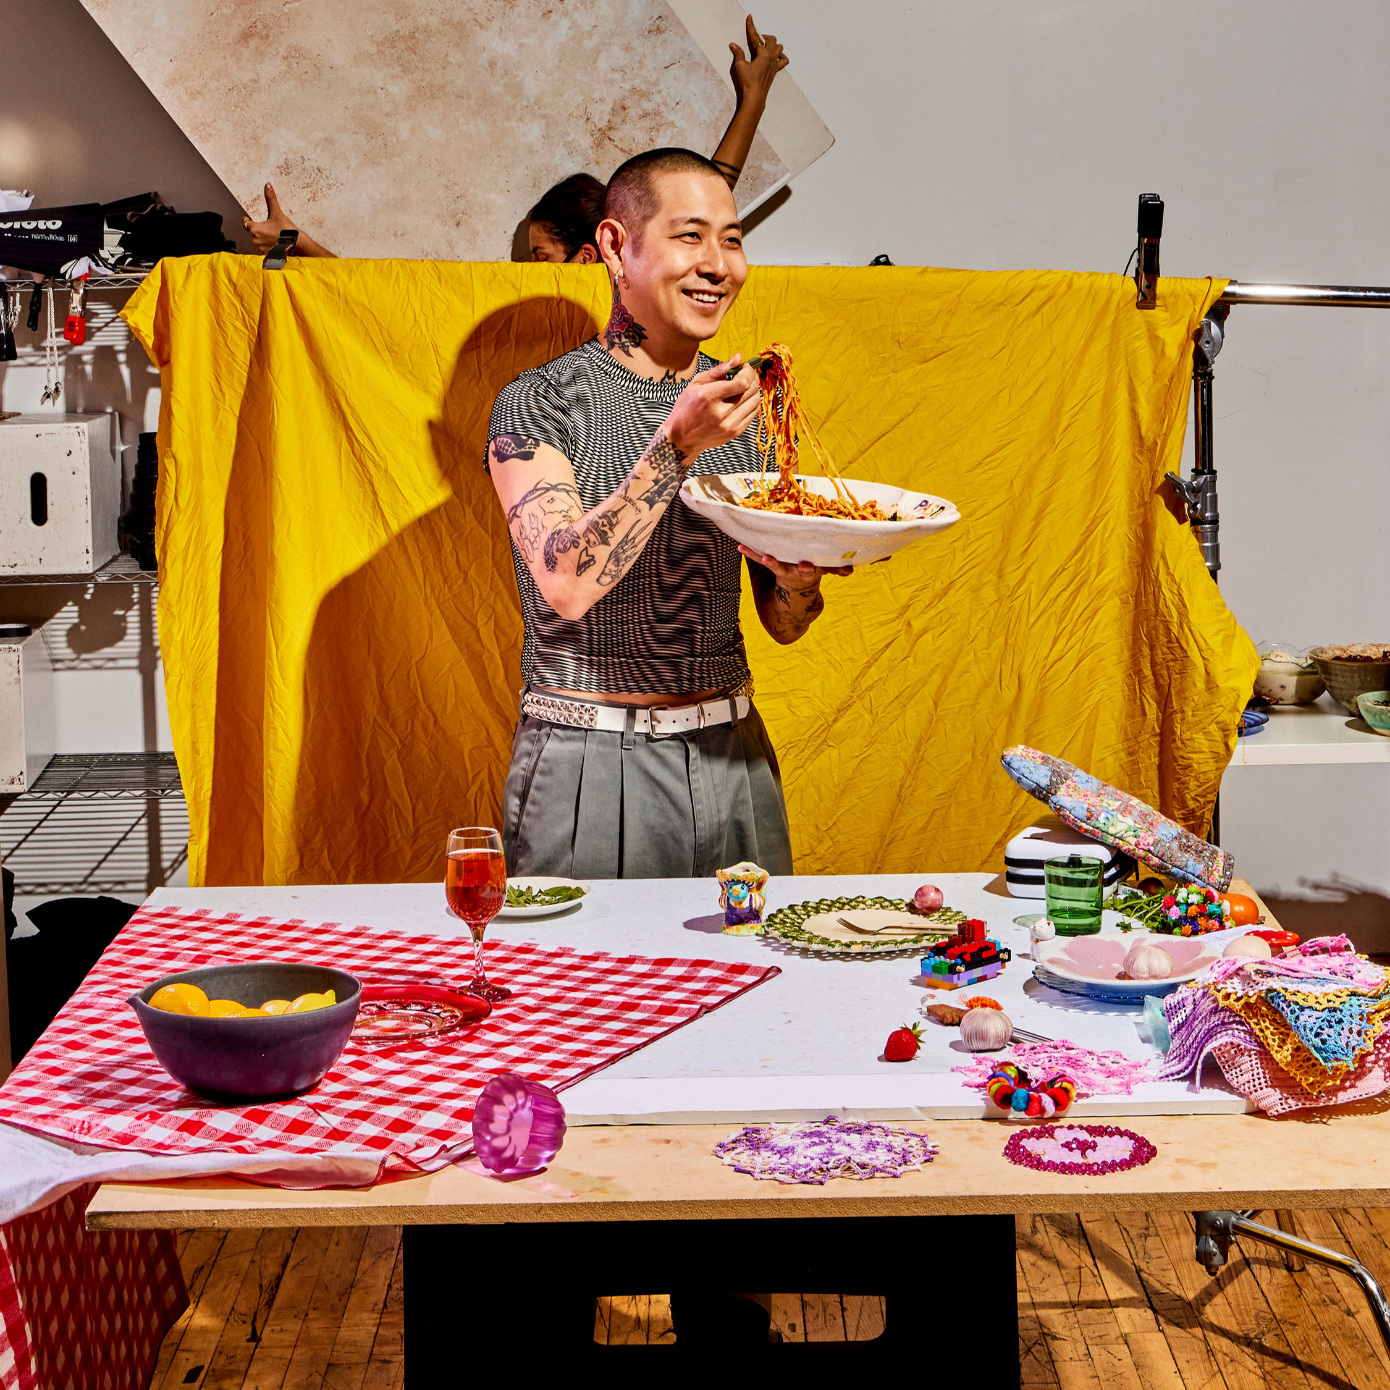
[1122,942,1173,981]
[1223,934,1273,960]
[960,1006,1013,1052]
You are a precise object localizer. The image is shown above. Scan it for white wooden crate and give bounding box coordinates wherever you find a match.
[0,626,54,793]
[0,415,120,576]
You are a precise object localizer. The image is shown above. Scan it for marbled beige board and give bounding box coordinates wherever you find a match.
[79,0,789,259]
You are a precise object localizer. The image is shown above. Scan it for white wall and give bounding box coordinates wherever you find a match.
[743,0,1390,935]
[1,0,1385,934]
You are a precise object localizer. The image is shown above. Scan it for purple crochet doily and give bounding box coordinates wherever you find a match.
[714,1115,939,1185]
[1002,1123,1157,1176]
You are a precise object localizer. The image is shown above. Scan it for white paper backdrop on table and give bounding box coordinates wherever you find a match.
[78,0,834,258]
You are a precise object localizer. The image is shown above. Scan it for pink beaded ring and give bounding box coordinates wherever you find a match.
[985,1062,1076,1120]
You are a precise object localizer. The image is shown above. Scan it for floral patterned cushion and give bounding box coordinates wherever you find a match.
[999,745,1233,891]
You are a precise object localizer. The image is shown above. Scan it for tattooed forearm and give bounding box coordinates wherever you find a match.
[752,562,827,644]
[602,282,648,356]
[596,519,658,587]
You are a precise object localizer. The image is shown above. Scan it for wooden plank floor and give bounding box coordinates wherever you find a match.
[150,1210,1390,1387]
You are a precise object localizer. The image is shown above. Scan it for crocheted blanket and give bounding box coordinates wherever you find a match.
[1159,935,1390,1115]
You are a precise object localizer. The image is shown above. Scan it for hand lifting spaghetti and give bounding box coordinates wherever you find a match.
[733,344,889,520]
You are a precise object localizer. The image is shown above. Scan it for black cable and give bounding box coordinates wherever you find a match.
[1122,246,1138,281]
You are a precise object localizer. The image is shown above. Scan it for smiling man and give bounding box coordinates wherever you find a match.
[487,147,847,880]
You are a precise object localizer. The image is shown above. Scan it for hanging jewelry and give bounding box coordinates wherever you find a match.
[40,284,61,405]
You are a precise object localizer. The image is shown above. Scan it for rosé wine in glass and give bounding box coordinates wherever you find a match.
[445,827,511,1001]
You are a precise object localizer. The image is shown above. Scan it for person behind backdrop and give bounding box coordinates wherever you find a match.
[526,15,789,264]
[246,15,789,262]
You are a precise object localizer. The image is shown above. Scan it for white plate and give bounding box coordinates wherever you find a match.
[497,876,589,918]
[679,473,960,568]
[1033,933,1225,992]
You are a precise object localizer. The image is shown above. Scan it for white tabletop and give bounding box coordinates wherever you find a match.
[141,874,1248,1122]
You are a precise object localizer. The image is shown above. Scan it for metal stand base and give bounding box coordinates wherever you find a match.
[1195,1210,1390,1354]
[404,1214,1018,1382]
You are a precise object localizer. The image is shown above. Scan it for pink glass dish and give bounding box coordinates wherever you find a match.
[471,1072,567,1174]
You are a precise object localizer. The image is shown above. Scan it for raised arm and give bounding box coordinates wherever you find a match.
[491,357,761,621]
[710,15,790,189]
[244,183,337,259]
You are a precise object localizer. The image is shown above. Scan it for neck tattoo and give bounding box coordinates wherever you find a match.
[603,282,648,357]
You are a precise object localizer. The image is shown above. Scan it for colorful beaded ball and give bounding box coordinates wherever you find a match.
[1158,884,1232,937]
[986,1062,1077,1120]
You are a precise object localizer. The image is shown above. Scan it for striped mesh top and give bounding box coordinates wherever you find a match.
[489,338,760,695]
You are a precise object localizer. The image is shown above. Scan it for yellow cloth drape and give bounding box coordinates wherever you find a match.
[124,256,1254,887]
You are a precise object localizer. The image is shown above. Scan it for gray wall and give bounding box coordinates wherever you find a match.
[2,0,1385,931]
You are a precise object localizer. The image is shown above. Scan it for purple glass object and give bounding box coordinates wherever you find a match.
[471,1072,567,1174]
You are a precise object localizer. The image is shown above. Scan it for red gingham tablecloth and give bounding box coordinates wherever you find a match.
[0,1186,185,1390]
[0,904,781,1169]
[0,904,780,1387]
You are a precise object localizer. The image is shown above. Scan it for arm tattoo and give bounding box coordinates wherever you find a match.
[602,282,648,356]
[492,433,541,463]
[755,560,827,641]
[505,479,582,566]
[622,432,687,510]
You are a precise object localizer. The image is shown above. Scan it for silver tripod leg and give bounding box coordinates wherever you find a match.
[1195,1210,1390,1354]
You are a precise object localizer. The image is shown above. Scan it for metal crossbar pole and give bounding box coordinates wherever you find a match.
[1219,281,1390,307]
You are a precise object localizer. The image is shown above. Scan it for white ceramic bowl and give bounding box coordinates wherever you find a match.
[679,473,960,568]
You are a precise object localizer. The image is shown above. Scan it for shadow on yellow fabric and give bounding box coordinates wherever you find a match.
[289,297,599,883]
[124,258,1255,887]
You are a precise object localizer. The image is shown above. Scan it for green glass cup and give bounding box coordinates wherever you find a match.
[1044,854,1104,936]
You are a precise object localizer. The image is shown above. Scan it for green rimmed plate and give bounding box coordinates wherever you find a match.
[760,895,967,957]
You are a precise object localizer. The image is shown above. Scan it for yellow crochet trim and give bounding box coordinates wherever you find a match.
[1214,989,1390,1094]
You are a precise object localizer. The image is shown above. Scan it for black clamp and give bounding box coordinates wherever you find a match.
[1135,193,1163,309]
[263,228,299,270]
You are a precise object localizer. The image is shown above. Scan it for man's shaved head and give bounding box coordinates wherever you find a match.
[603,147,728,236]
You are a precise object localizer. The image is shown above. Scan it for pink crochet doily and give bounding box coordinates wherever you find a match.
[953,1040,1152,1098]
[1003,1123,1157,1175]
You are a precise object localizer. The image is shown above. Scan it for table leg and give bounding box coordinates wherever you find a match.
[404,1213,1017,1381]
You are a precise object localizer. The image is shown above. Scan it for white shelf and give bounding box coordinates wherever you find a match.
[1225,695,1390,767]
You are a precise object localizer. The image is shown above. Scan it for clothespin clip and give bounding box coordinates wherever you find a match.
[0,283,16,362]
[263,228,298,269]
[63,274,88,345]
[26,279,43,332]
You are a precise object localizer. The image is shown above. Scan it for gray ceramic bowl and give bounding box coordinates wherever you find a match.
[1309,644,1390,715]
[130,961,361,1101]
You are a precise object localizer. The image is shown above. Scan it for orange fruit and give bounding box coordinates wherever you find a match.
[1220,893,1262,927]
[260,999,292,1016]
[287,989,336,1014]
[207,999,257,1018]
[149,983,211,1016]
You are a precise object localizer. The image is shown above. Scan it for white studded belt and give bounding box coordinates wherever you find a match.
[522,688,750,738]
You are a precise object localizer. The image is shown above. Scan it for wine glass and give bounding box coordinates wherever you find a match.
[445,826,511,1001]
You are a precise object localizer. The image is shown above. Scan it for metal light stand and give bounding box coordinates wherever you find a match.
[1128,197,1390,1332]
[1196,1211,1390,1354]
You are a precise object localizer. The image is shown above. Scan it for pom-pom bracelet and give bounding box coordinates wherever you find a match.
[986,1062,1077,1119]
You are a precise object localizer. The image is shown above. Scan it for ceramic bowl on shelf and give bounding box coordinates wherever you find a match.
[1308,644,1390,714]
[1252,644,1325,705]
[679,473,959,569]
[1356,690,1390,737]
[130,961,361,1100]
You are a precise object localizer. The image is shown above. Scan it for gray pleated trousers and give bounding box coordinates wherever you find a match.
[501,702,793,879]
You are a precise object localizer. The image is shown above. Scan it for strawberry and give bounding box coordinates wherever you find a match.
[884,1023,924,1062]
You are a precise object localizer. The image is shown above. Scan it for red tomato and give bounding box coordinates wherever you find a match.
[1221,893,1262,927]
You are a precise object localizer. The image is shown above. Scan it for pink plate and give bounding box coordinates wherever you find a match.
[1035,934,1219,985]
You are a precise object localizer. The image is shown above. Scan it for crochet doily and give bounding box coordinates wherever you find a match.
[1003,1123,1156,1175]
[953,1040,1152,1097]
[713,1116,939,1185]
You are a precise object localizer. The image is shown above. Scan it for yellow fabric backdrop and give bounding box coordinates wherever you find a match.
[123,256,1255,887]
